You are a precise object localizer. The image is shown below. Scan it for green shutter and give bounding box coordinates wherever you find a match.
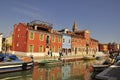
[30,32,34,40]
[52,35,55,42]
[29,45,33,52]
[39,46,43,52]
[40,34,44,40]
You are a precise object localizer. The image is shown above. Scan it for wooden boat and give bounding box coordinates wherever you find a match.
[39,60,62,66]
[83,56,96,60]
[0,54,33,73]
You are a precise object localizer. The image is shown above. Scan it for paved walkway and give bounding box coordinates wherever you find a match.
[17,55,84,62]
[33,55,84,62]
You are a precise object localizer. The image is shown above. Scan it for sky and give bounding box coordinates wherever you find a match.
[0,0,120,43]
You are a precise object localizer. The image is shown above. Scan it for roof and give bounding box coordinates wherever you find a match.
[90,38,99,42]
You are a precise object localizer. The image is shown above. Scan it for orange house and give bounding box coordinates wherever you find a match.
[12,20,62,56]
[71,22,98,56]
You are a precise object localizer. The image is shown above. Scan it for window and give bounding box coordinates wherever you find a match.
[63,38,65,43]
[18,34,19,38]
[40,34,44,41]
[46,35,50,44]
[58,47,61,52]
[16,42,19,47]
[18,28,20,31]
[30,32,34,40]
[52,46,55,52]
[71,38,74,42]
[29,45,33,52]
[69,39,71,43]
[39,46,43,52]
[58,37,61,42]
[52,35,55,42]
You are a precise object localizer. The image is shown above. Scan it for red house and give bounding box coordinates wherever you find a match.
[12,20,62,56]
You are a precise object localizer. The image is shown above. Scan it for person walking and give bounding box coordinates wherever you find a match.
[48,49,52,57]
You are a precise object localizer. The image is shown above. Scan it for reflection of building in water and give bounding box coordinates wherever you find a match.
[62,65,71,80]
[32,66,62,80]
[49,67,62,80]
[32,61,99,80]
[32,66,46,80]
[70,61,93,80]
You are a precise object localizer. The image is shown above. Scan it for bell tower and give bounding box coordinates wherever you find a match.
[72,21,78,32]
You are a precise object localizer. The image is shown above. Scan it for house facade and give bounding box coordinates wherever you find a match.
[71,22,98,56]
[12,20,62,56]
[58,29,71,56]
[99,43,120,53]
[12,20,98,57]
[5,36,12,53]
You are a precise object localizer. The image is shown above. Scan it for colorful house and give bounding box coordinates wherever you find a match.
[99,43,120,52]
[12,20,62,56]
[71,22,98,56]
[58,29,71,55]
[12,20,98,57]
[5,35,12,53]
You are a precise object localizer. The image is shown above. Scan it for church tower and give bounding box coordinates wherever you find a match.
[72,21,78,32]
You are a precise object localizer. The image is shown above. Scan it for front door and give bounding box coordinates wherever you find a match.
[75,48,77,55]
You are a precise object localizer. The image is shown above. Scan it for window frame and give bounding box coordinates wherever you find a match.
[40,33,44,41]
[29,32,34,40]
[29,44,34,52]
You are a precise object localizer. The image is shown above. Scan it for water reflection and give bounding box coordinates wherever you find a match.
[0,60,104,80]
[33,60,103,80]
[33,65,62,80]
[62,65,71,80]
[0,69,32,80]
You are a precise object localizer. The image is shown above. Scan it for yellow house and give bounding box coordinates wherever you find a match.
[5,35,12,52]
[103,44,108,52]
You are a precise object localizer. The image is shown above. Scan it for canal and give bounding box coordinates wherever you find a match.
[0,59,104,80]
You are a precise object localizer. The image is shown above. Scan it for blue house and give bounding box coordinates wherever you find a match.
[58,29,71,55]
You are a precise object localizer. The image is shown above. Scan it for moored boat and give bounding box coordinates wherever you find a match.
[91,57,116,79]
[83,56,96,60]
[39,60,62,66]
[0,53,33,73]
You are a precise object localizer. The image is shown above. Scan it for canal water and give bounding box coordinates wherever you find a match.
[0,60,104,80]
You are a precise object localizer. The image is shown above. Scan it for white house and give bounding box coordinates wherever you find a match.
[0,33,2,52]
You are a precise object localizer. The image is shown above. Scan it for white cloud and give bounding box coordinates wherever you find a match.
[11,1,43,20]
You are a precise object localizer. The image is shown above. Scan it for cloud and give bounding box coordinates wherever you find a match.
[11,1,43,19]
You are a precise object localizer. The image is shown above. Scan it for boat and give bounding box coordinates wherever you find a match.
[92,64,109,71]
[91,64,109,79]
[0,53,33,73]
[96,61,120,80]
[91,57,116,79]
[83,56,96,60]
[39,60,62,66]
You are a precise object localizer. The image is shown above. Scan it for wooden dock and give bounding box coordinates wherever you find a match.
[96,60,120,80]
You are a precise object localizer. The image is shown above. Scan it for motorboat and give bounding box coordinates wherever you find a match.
[0,53,33,73]
[83,56,96,60]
